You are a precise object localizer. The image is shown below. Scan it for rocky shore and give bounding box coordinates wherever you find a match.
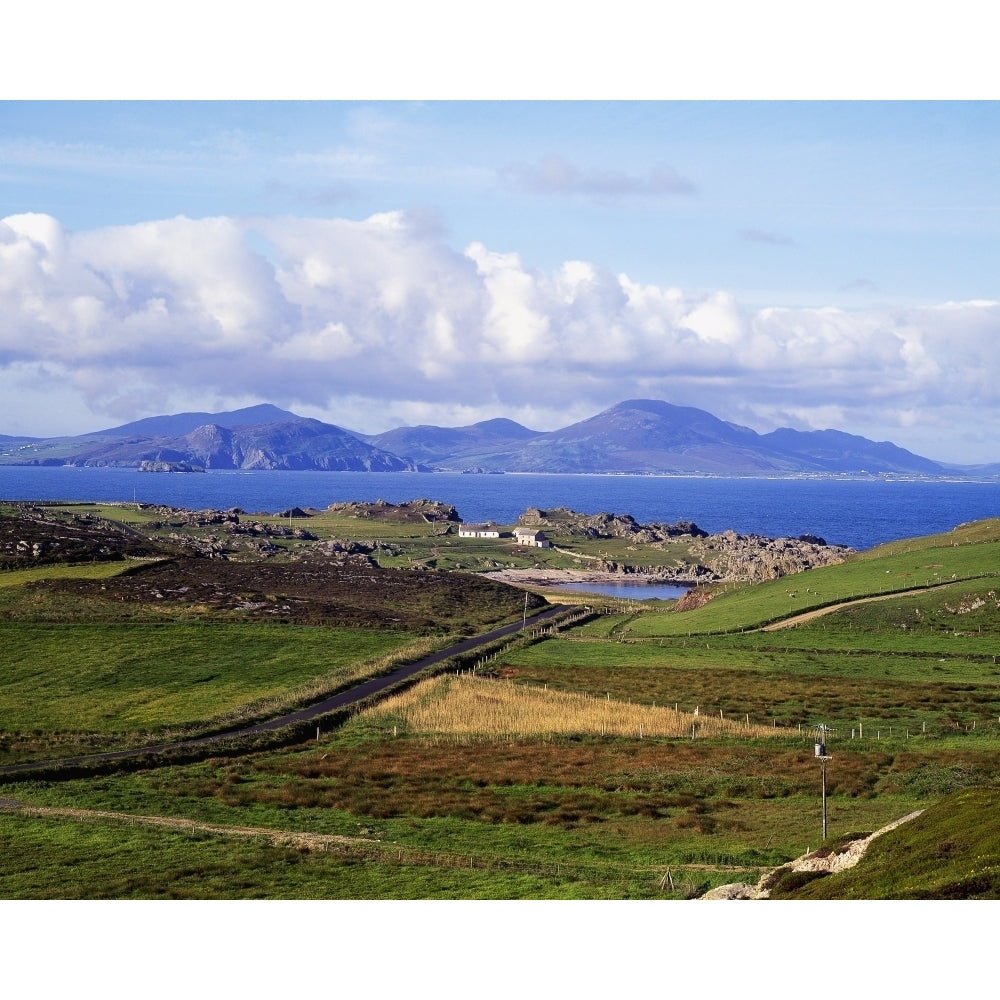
[498,507,855,588]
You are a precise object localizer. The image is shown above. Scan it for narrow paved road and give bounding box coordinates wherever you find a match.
[0,604,570,777]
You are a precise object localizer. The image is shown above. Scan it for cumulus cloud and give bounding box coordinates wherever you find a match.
[504,155,696,198]
[1,210,999,462]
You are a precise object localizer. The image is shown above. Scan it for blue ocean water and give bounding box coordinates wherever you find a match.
[1,467,998,551]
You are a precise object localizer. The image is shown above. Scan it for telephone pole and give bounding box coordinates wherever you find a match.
[815,724,833,841]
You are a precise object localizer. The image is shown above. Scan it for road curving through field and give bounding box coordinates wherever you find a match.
[0,603,571,778]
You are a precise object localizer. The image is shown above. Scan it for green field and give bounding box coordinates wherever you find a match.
[0,811,621,899]
[0,561,140,589]
[0,622,412,734]
[620,533,1000,636]
[2,504,1000,898]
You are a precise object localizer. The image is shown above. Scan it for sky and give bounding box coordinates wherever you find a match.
[1,9,999,464]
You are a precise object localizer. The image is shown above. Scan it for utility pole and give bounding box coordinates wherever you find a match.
[815,724,833,841]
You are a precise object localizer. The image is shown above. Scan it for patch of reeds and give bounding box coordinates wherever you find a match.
[367,674,786,741]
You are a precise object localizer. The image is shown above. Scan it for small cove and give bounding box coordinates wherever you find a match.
[548,581,689,601]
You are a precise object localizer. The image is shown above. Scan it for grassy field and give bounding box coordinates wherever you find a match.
[0,561,142,589]
[0,719,958,898]
[507,520,1000,740]
[0,622,415,735]
[2,504,1000,898]
[0,808,668,899]
[621,541,1000,637]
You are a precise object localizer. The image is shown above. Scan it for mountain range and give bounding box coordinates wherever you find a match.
[1,399,995,477]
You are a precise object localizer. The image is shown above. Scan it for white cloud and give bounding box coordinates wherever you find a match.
[1,210,999,463]
[269,322,360,363]
[466,242,550,363]
[679,292,747,346]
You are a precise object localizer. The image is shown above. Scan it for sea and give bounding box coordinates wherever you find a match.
[2,467,999,553]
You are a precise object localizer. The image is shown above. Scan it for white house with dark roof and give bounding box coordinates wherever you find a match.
[458,523,500,538]
[513,527,550,548]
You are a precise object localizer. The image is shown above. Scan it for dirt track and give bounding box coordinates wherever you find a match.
[10,803,374,851]
[761,586,946,630]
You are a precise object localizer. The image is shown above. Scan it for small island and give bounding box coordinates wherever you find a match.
[138,460,205,473]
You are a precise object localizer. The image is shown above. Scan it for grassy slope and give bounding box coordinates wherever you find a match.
[0,561,139,589]
[778,786,1000,898]
[505,588,1000,734]
[624,524,1000,637]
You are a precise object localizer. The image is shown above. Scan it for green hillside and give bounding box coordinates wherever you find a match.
[778,787,1000,898]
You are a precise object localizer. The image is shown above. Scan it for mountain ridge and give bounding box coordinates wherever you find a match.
[1,398,996,477]
[93,404,301,439]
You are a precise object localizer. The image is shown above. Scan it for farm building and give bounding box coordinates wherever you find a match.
[513,528,550,548]
[458,523,501,538]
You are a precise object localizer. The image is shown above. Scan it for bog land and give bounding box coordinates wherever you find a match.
[1,498,1000,899]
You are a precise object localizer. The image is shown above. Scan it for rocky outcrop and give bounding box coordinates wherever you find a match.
[277,507,311,519]
[674,588,714,611]
[516,507,853,586]
[327,499,460,523]
[690,530,850,583]
[518,507,707,540]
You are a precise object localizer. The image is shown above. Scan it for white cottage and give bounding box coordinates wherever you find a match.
[513,527,550,548]
[458,523,501,538]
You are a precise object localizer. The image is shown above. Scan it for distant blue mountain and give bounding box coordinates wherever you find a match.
[94,404,300,439]
[760,426,943,475]
[366,417,538,466]
[390,399,953,475]
[0,408,423,471]
[0,398,982,476]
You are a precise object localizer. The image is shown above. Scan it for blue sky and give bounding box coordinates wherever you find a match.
[1,17,999,464]
[4,101,997,308]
